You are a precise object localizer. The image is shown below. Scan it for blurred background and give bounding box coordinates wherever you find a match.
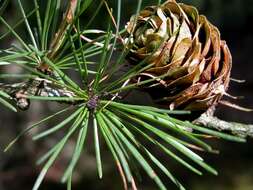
[0,0,253,189]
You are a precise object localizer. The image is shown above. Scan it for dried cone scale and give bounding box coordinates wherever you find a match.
[125,0,232,112]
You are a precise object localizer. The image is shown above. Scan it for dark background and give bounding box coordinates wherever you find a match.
[0,0,253,189]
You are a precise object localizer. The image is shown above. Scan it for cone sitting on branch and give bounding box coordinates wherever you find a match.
[125,0,232,111]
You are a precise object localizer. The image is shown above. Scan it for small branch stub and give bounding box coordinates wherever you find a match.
[87,95,99,110]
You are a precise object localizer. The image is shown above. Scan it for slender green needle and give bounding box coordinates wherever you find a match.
[79,0,95,16]
[50,0,61,45]
[184,121,246,143]
[25,95,84,102]
[99,0,143,90]
[0,96,17,112]
[144,148,186,190]
[41,0,53,50]
[29,46,81,91]
[4,106,73,152]
[67,30,85,85]
[17,0,38,49]
[0,90,11,99]
[93,28,112,91]
[107,104,219,175]
[33,106,83,140]
[0,0,11,16]
[94,113,103,179]
[110,120,167,190]
[0,16,30,51]
[108,102,212,151]
[122,118,203,176]
[100,0,121,77]
[98,117,129,188]
[76,20,88,85]
[67,174,72,190]
[0,8,37,40]
[61,110,89,183]
[98,112,133,182]
[33,0,42,38]
[107,72,172,94]
[101,101,190,114]
[32,108,84,190]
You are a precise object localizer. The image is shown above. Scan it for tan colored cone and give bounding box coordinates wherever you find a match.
[125,0,232,111]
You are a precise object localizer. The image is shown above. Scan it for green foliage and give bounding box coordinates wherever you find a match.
[0,0,247,190]
[0,90,17,112]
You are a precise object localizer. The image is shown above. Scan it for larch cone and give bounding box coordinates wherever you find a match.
[125,0,232,112]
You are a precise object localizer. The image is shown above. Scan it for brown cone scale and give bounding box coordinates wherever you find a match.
[125,0,232,111]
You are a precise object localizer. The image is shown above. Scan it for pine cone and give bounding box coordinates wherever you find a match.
[125,0,232,111]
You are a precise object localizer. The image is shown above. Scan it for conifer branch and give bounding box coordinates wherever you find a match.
[0,78,77,110]
[195,113,253,138]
